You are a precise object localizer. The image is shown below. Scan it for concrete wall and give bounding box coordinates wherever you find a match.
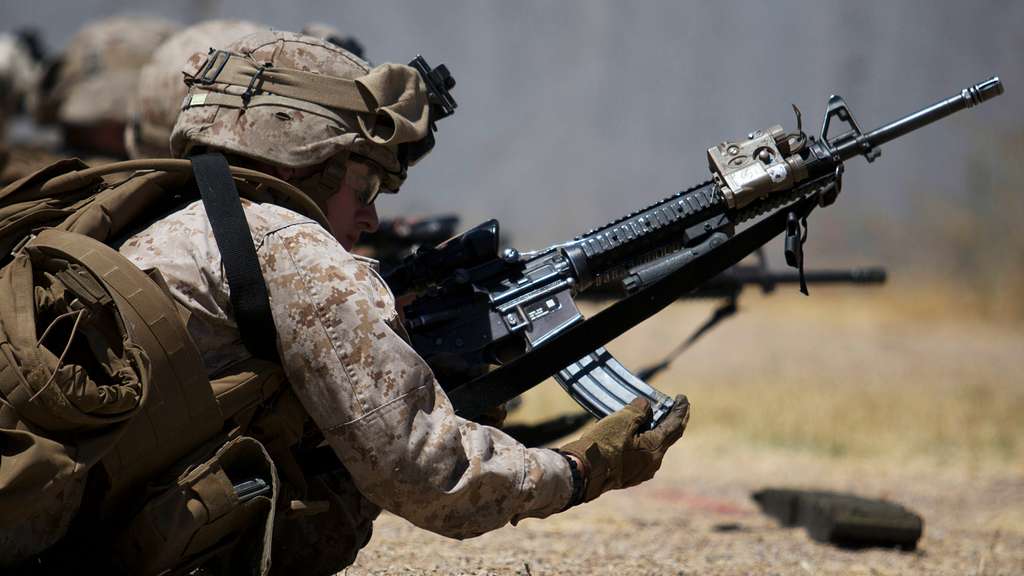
[3,1,1019,263]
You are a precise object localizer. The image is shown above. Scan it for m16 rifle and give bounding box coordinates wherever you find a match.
[390,77,1003,428]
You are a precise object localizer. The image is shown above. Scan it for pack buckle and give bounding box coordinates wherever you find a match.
[195,49,231,85]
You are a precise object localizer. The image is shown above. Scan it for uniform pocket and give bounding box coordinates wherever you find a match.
[114,435,279,576]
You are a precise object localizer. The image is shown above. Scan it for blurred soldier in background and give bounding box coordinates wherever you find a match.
[125,19,267,159]
[0,30,44,180]
[302,22,367,60]
[2,16,178,185]
[33,16,178,158]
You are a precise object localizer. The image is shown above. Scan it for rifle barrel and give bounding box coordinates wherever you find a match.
[834,76,1003,161]
[726,267,888,285]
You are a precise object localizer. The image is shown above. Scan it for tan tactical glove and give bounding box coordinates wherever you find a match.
[558,395,690,505]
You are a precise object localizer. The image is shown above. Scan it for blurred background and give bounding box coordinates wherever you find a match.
[2,3,1022,573]
[3,0,1022,316]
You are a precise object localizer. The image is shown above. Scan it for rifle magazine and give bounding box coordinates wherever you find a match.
[554,347,674,429]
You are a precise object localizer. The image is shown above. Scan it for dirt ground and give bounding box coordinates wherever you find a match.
[341,286,1024,575]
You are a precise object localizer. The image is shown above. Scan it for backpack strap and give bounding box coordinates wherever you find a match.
[191,152,280,363]
[38,158,331,232]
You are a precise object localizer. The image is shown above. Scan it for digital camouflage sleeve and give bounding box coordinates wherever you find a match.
[119,199,574,540]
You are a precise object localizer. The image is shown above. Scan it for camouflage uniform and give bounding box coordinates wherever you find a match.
[116,29,577,569]
[118,198,573,556]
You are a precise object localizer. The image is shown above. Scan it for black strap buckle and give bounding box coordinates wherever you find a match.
[195,49,232,85]
[241,64,267,107]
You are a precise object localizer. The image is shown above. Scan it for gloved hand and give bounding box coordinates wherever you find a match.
[558,395,690,504]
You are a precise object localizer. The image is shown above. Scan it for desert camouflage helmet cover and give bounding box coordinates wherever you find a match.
[171,30,432,191]
[36,16,179,126]
[127,19,267,159]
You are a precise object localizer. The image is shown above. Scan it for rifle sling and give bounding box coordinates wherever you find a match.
[191,152,280,363]
[636,298,738,382]
[447,193,819,419]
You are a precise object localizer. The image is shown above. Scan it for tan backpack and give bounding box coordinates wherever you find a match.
[0,158,324,574]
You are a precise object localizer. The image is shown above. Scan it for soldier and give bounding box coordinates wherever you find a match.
[302,22,367,60]
[33,16,179,159]
[126,19,267,159]
[0,30,43,182]
[3,30,689,574]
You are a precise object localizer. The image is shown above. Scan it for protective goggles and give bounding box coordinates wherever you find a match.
[344,154,394,206]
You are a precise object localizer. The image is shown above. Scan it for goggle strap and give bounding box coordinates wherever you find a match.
[319,155,348,202]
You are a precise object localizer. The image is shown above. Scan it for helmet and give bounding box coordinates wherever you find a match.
[301,23,366,60]
[127,19,266,159]
[170,30,432,203]
[36,16,179,128]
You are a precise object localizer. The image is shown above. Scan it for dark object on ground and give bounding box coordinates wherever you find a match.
[753,488,923,550]
[503,412,593,447]
[712,522,748,533]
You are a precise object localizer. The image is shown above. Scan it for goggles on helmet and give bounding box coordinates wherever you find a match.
[345,154,394,206]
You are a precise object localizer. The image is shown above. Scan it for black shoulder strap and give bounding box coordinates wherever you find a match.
[191,152,280,362]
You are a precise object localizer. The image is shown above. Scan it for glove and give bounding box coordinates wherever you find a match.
[558,394,690,504]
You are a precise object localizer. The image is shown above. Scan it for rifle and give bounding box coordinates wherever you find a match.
[390,77,1003,427]
[579,248,885,300]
